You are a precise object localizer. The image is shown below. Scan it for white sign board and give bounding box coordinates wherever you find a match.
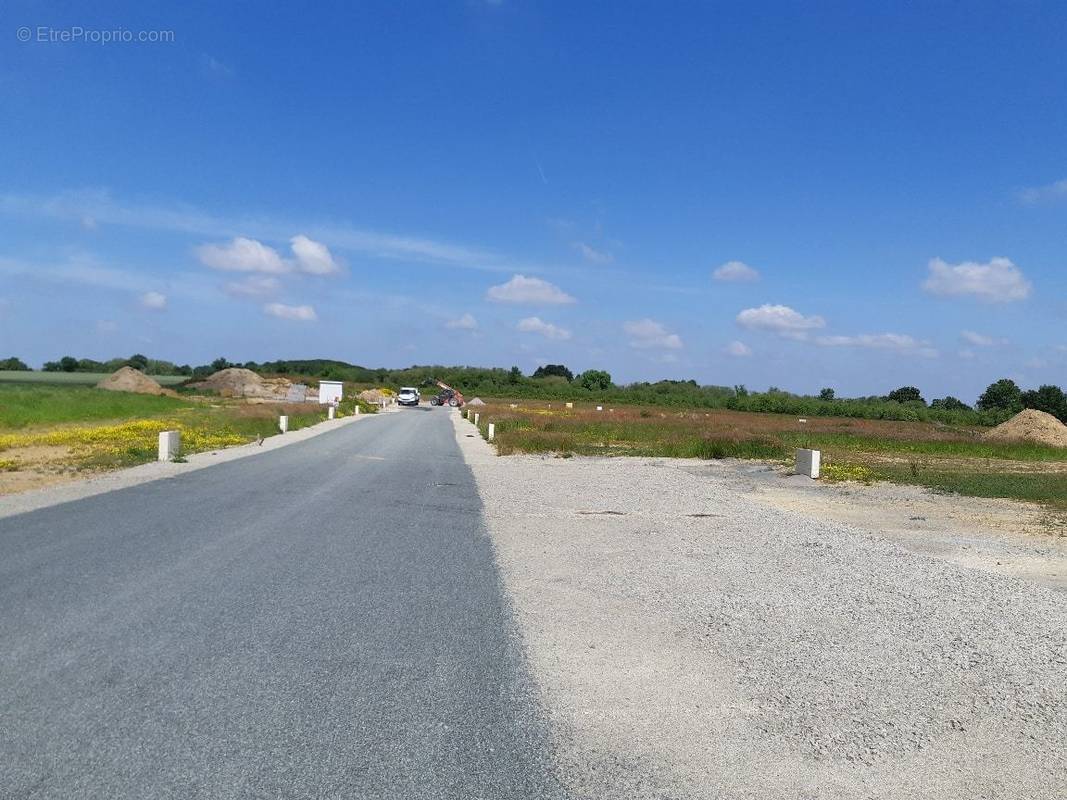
[319,380,343,405]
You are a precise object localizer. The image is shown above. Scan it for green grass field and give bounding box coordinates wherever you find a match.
[0,383,340,475]
[0,383,191,428]
[0,371,188,386]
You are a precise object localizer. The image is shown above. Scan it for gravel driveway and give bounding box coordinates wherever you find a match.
[453,414,1067,799]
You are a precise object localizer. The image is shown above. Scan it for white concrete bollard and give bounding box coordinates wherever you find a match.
[354,405,359,415]
[795,448,821,479]
[596,405,603,412]
[474,413,480,425]
[328,406,336,420]
[487,423,495,442]
[565,402,573,409]
[158,430,180,462]
[509,403,517,409]
[279,415,289,433]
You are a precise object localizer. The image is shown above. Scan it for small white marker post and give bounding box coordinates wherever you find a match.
[474,413,480,426]
[795,448,821,479]
[279,415,289,433]
[158,430,180,462]
[328,406,336,420]
[565,402,573,409]
[487,423,495,442]
[596,405,603,412]
[354,405,359,415]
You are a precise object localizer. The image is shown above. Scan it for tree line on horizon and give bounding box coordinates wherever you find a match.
[2,355,1064,425]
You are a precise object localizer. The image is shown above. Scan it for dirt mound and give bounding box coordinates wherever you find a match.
[96,367,166,395]
[982,409,1067,447]
[467,397,486,406]
[191,368,291,400]
[358,389,388,405]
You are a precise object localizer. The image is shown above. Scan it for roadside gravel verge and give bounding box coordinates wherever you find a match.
[453,412,1067,799]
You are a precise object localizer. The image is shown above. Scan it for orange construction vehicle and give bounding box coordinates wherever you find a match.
[428,380,465,407]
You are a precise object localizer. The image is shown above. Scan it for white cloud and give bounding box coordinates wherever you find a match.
[815,332,938,358]
[573,242,613,264]
[264,302,317,321]
[486,274,576,305]
[960,330,1007,347]
[724,340,752,357]
[199,53,234,78]
[713,260,760,282]
[139,291,167,310]
[736,304,825,339]
[0,189,542,274]
[445,313,478,330]
[196,237,288,273]
[224,275,281,297]
[624,318,683,350]
[290,234,341,275]
[1018,178,1067,205]
[922,257,1031,303]
[517,316,571,340]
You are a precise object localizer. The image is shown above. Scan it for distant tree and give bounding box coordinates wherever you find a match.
[532,364,573,381]
[58,356,79,372]
[0,357,29,371]
[507,366,522,384]
[930,396,971,411]
[818,387,835,401]
[733,384,748,398]
[977,378,1023,413]
[887,386,924,404]
[176,364,193,376]
[1021,384,1067,423]
[578,369,613,392]
[42,360,61,372]
[126,353,149,371]
[210,357,232,372]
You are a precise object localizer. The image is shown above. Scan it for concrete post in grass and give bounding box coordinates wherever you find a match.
[158,430,180,462]
[279,415,289,433]
[488,423,495,442]
[474,413,480,426]
[565,402,573,409]
[795,448,821,479]
[328,406,336,420]
[596,406,603,412]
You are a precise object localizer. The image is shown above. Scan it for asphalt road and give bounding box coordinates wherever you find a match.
[0,408,565,799]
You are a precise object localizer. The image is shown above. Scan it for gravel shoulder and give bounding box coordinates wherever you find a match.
[453,413,1067,799]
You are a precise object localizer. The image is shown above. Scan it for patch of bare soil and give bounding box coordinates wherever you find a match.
[983,409,1067,448]
[713,463,1067,592]
[0,445,86,496]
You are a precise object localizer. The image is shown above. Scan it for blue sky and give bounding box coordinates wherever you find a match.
[1,1,1065,401]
